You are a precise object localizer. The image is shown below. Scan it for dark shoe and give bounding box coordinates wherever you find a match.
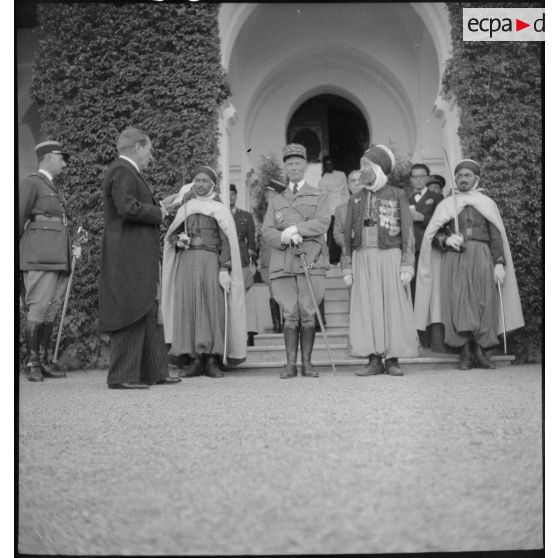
[25,321,43,382]
[179,356,204,377]
[280,364,298,379]
[300,325,318,377]
[270,299,282,333]
[355,354,383,376]
[155,377,182,385]
[38,322,66,378]
[385,358,404,376]
[247,333,255,347]
[108,382,150,389]
[474,342,496,369]
[281,324,299,379]
[458,341,474,370]
[206,355,224,378]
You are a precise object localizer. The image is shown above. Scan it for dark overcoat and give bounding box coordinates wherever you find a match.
[408,189,444,250]
[99,157,163,333]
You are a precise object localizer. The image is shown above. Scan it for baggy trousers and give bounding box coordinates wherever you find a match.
[107,301,168,385]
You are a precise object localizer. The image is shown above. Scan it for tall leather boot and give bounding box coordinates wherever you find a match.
[385,357,404,376]
[25,321,43,382]
[355,353,383,376]
[38,322,66,378]
[300,325,319,377]
[473,341,496,369]
[280,324,299,379]
[458,341,474,370]
[206,355,224,378]
[269,299,282,334]
[179,354,204,377]
[315,300,326,332]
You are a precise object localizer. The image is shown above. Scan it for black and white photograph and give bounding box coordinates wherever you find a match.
[15,1,544,555]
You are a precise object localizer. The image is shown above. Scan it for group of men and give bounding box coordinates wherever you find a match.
[19,129,524,386]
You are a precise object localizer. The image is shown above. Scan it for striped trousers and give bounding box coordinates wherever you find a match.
[106,301,169,385]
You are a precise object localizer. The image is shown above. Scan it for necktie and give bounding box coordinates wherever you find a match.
[292,182,298,196]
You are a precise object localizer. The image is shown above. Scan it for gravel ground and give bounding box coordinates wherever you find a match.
[18,364,542,555]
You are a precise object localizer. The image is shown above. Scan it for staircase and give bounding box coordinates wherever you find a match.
[238,266,514,370]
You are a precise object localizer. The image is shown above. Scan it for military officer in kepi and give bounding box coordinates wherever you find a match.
[262,143,330,379]
[19,141,82,382]
[229,184,259,346]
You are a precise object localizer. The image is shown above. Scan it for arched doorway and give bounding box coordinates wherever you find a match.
[286,94,370,176]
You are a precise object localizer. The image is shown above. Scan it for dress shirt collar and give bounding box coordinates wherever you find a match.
[119,155,140,173]
[414,186,428,201]
[289,180,303,192]
[38,169,53,182]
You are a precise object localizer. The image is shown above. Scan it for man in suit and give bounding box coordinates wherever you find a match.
[19,141,81,382]
[99,127,180,389]
[408,163,443,304]
[262,143,330,378]
[229,184,259,346]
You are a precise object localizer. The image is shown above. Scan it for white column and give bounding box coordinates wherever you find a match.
[218,99,238,209]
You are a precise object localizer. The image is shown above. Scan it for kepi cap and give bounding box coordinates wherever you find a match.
[283,143,307,162]
[35,141,70,163]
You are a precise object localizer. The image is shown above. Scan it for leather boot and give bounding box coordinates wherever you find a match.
[38,322,66,378]
[206,355,224,378]
[25,321,43,382]
[179,354,204,377]
[474,341,496,369]
[355,354,383,376]
[300,325,319,377]
[280,324,299,379]
[247,333,255,347]
[385,357,404,376]
[458,341,474,370]
[269,299,282,333]
[315,300,327,332]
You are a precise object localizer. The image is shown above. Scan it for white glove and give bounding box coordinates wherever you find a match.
[445,233,464,251]
[343,274,353,287]
[280,225,298,244]
[72,244,82,259]
[400,270,413,285]
[159,201,169,219]
[219,270,231,293]
[290,233,303,246]
[176,232,190,249]
[494,263,506,285]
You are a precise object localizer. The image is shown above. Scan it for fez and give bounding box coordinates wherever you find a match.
[363,144,395,175]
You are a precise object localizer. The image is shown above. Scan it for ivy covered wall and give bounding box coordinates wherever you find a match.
[443,3,542,360]
[27,2,229,365]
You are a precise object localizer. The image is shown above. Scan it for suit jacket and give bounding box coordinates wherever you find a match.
[99,157,163,333]
[262,182,330,279]
[19,173,71,272]
[409,189,443,250]
[333,201,348,248]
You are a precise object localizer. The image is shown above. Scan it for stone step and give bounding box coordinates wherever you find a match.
[325,276,346,289]
[325,265,343,277]
[325,299,349,313]
[253,330,349,347]
[324,311,349,327]
[324,287,349,301]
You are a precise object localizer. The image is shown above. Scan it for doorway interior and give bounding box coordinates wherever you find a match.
[287,94,370,176]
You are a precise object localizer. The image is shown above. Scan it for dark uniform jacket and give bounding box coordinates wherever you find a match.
[343,185,415,273]
[433,205,505,264]
[19,172,71,272]
[262,183,330,279]
[99,157,163,333]
[408,188,443,250]
[232,207,256,267]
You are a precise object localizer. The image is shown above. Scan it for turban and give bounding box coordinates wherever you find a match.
[363,144,395,175]
[192,165,217,184]
[454,159,481,176]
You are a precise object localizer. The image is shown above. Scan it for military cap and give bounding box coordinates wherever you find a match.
[283,143,307,162]
[35,141,70,163]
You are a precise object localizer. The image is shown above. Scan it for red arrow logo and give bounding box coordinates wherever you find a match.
[516,18,530,31]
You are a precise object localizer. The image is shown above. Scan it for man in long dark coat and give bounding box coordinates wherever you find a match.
[99,128,180,389]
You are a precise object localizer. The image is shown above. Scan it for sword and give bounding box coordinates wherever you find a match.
[497,281,507,355]
[443,147,465,252]
[294,243,336,373]
[53,227,89,364]
[223,289,229,366]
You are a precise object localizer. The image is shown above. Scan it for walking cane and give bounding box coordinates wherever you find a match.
[223,289,229,366]
[497,281,507,355]
[53,227,89,364]
[294,244,336,373]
